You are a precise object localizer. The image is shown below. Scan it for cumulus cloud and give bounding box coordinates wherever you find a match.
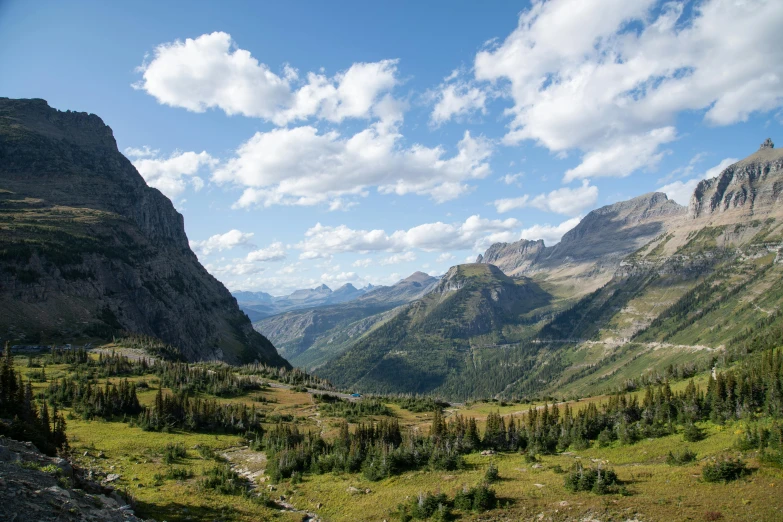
[214,124,492,208]
[500,173,523,185]
[563,128,677,182]
[190,229,255,256]
[245,241,286,262]
[205,262,266,277]
[520,216,582,245]
[494,180,598,215]
[126,147,216,199]
[296,215,519,258]
[379,252,417,265]
[475,0,783,180]
[134,31,399,126]
[352,258,373,268]
[320,271,359,285]
[436,253,456,263]
[659,157,738,205]
[430,69,488,125]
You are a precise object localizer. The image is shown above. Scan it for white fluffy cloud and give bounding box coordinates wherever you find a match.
[659,157,738,205]
[214,124,492,208]
[430,70,488,125]
[190,229,255,256]
[352,258,373,268]
[436,253,456,263]
[134,31,398,126]
[520,216,582,246]
[245,242,286,262]
[296,215,519,258]
[475,0,783,180]
[379,252,417,265]
[563,128,677,182]
[500,173,523,185]
[205,262,266,277]
[126,147,216,199]
[494,180,598,215]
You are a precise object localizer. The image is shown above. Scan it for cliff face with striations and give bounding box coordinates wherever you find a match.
[0,98,288,367]
[689,141,783,220]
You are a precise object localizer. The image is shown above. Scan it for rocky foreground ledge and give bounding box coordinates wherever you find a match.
[0,437,149,521]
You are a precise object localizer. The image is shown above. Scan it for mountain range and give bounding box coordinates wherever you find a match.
[0,98,287,367]
[259,139,783,399]
[253,272,438,368]
[233,282,371,321]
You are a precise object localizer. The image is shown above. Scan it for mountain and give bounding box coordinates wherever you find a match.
[501,140,783,398]
[234,282,372,320]
[0,98,288,367]
[477,192,686,297]
[316,140,783,401]
[317,264,551,395]
[254,272,439,369]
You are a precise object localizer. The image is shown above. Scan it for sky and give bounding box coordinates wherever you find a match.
[1,0,782,296]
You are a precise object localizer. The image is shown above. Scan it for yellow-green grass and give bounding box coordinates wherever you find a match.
[285,421,783,521]
[66,418,298,522]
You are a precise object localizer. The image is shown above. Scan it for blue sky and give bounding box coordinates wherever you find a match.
[2,0,781,295]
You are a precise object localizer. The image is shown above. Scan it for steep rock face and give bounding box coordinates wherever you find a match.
[475,239,544,272]
[0,98,288,367]
[689,142,783,220]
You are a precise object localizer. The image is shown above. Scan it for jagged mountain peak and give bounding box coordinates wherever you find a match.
[689,143,783,220]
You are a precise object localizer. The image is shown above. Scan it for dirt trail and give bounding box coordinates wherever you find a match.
[221,445,321,521]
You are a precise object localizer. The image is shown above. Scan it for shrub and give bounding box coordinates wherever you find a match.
[666,448,697,466]
[166,466,192,480]
[484,462,499,483]
[200,464,249,495]
[597,428,616,448]
[683,423,705,442]
[163,442,186,464]
[453,483,497,513]
[702,459,748,483]
[410,491,450,519]
[564,463,620,494]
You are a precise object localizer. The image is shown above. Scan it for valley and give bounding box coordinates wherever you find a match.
[2,98,783,522]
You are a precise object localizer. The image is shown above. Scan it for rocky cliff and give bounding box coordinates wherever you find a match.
[689,140,783,220]
[476,192,686,296]
[0,98,288,367]
[0,437,148,521]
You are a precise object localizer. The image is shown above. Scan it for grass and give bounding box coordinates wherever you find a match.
[13,350,783,521]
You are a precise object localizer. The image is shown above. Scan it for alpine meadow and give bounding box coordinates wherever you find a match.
[2,1,783,521]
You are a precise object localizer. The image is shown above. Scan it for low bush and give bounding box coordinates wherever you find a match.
[484,462,499,483]
[199,464,250,495]
[564,463,620,494]
[666,448,697,465]
[702,459,748,483]
[683,423,705,442]
[453,483,497,513]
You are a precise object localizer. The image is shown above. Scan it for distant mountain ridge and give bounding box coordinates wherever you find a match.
[234,282,371,320]
[0,98,288,367]
[476,192,686,297]
[253,272,439,369]
[318,264,551,395]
